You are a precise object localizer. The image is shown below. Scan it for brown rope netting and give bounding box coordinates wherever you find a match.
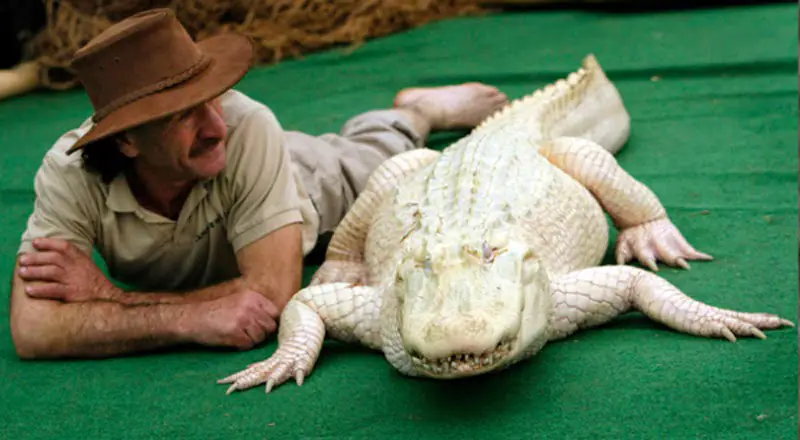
[26,0,488,90]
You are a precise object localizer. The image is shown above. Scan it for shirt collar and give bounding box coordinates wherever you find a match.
[106,173,139,213]
[105,172,213,223]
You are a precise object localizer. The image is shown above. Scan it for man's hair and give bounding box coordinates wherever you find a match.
[80,135,132,184]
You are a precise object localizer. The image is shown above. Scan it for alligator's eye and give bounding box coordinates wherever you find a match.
[482,241,496,263]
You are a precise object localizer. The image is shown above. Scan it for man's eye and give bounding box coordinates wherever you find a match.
[177,105,201,121]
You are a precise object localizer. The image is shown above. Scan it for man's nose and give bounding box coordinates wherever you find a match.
[197,101,226,138]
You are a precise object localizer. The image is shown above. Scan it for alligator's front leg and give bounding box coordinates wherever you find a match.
[218,282,383,394]
[540,136,712,271]
[548,266,793,341]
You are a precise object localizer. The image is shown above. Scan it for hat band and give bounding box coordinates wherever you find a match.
[91,54,213,122]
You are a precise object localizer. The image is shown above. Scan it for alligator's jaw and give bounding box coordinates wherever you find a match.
[410,338,517,379]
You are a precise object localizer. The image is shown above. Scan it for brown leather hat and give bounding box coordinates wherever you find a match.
[66,8,254,154]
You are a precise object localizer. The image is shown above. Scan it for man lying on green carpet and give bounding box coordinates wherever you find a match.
[8,8,508,359]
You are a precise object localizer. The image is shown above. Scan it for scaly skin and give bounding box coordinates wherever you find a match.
[219,55,793,394]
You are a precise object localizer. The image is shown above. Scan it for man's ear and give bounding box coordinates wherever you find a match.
[115,132,139,158]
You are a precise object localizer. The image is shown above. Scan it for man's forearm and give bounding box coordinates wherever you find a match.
[114,275,293,309]
[114,278,246,306]
[12,282,194,359]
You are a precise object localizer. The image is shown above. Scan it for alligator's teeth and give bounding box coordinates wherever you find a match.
[418,339,521,372]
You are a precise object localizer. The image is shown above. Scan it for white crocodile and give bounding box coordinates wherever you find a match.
[218,54,793,394]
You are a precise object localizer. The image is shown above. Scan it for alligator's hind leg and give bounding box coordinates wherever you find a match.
[540,136,712,271]
[549,265,792,341]
[311,149,441,286]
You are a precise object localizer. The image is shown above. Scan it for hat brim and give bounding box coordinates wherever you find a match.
[67,32,254,153]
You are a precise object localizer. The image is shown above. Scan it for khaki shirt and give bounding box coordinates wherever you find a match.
[18,90,319,291]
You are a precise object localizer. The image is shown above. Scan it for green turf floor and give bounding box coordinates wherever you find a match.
[1,3,797,439]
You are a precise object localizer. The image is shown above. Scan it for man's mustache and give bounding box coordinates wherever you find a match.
[189,138,223,157]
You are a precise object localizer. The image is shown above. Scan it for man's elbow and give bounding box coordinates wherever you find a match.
[272,286,298,314]
[243,272,302,313]
[10,309,51,359]
[9,292,61,360]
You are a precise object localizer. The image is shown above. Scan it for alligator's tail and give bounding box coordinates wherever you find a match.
[473,54,631,155]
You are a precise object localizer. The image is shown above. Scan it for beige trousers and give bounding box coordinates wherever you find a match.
[285,109,426,236]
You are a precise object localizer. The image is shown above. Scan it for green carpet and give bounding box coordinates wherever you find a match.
[1,4,797,439]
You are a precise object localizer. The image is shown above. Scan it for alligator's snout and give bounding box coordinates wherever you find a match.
[402,315,509,361]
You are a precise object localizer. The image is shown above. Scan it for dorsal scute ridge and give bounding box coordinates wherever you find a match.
[470,54,600,136]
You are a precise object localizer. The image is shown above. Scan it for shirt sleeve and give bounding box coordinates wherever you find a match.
[223,107,306,253]
[18,139,99,257]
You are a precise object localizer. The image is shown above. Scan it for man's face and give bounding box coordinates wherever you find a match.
[122,97,228,181]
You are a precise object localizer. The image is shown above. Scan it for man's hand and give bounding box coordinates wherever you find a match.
[180,289,280,350]
[16,237,121,303]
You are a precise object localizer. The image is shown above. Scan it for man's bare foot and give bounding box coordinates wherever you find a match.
[394,82,508,131]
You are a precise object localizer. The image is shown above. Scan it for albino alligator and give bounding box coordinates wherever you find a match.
[218,54,793,394]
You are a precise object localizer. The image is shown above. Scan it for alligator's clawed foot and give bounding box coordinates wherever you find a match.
[218,342,315,395]
[682,308,795,342]
[616,218,712,271]
[696,310,794,342]
[630,269,794,341]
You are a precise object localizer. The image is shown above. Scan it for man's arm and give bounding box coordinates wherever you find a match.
[10,258,187,359]
[12,223,300,359]
[234,222,304,311]
[11,252,281,359]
